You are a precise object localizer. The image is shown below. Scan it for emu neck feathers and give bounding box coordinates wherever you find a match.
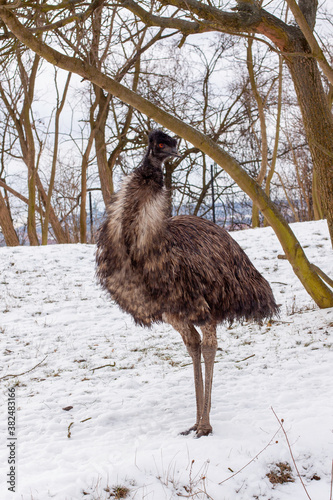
[107,161,169,258]
[136,151,165,183]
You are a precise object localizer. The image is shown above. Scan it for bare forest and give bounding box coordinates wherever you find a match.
[0,0,333,307]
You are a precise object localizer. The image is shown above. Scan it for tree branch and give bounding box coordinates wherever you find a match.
[151,0,290,49]
[28,0,105,33]
[119,0,213,34]
[310,263,333,289]
[0,179,45,215]
[0,355,48,380]
[284,0,333,85]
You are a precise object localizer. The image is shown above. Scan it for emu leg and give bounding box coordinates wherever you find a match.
[182,337,204,435]
[162,314,203,434]
[196,323,217,437]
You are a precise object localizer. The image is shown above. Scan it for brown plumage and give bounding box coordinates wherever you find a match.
[96,130,279,437]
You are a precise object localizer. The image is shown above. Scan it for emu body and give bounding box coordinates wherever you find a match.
[96,130,279,437]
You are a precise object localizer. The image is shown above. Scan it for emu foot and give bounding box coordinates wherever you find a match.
[180,424,198,436]
[180,424,212,437]
[195,426,212,438]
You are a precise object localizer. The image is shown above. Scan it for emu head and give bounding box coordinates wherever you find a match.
[148,130,181,161]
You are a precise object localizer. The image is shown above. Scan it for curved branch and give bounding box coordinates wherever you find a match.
[119,0,213,34]
[124,0,292,49]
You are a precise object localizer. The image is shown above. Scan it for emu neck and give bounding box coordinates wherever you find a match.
[136,151,165,182]
[121,153,169,260]
[147,150,164,169]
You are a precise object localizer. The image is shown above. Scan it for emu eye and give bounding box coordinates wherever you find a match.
[158,143,165,148]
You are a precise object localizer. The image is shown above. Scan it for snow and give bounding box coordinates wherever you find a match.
[0,219,332,500]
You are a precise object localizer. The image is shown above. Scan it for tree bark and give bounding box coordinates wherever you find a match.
[0,190,19,246]
[264,54,283,226]
[284,0,333,84]
[89,6,114,205]
[93,87,113,205]
[36,173,68,244]
[285,49,333,243]
[312,169,324,220]
[247,38,268,228]
[19,52,40,246]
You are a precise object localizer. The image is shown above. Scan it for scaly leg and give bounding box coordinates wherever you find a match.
[163,314,203,434]
[196,322,217,437]
[182,330,204,435]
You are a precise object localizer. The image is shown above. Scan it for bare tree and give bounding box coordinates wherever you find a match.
[0,47,70,245]
[0,49,41,245]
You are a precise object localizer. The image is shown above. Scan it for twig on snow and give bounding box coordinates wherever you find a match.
[218,425,281,485]
[91,363,116,372]
[0,355,48,380]
[235,354,255,363]
[271,407,312,500]
[67,422,74,439]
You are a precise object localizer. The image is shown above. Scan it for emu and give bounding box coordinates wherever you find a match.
[96,130,279,437]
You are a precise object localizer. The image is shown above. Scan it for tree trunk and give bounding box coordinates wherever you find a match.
[80,155,88,244]
[247,38,268,228]
[285,48,333,245]
[93,87,113,205]
[27,164,39,246]
[264,55,283,227]
[42,71,71,245]
[36,174,68,244]
[89,6,113,206]
[312,169,324,220]
[80,123,97,243]
[0,190,19,246]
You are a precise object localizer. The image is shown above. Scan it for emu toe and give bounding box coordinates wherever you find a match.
[180,424,212,438]
[195,425,213,438]
[180,424,198,436]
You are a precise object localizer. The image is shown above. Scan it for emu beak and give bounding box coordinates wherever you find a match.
[170,147,182,158]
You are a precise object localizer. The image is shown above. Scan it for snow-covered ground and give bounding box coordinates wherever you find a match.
[0,220,332,500]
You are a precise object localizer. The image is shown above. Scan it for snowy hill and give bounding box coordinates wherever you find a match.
[0,220,332,500]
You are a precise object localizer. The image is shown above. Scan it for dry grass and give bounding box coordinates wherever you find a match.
[267,462,294,484]
[107,485,130,498]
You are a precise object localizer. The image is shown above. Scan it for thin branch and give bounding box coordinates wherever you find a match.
[28,0,105,33]
[91,363,116,372]
[219,424,281,485]
[235,354,255,363]
[271,407,312,500]
[0,355,48,380]
[119,0,211,35]
[0,179,45,215]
